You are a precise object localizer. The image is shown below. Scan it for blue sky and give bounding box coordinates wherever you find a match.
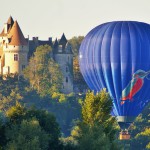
[0,0,150,40]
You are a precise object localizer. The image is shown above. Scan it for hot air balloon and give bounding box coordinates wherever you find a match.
[79,21,150,139]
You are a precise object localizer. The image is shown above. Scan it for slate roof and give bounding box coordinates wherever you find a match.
[53,34,73,54]
[38,40,53,46]
[28,38,53,59]
[59,33,67,45]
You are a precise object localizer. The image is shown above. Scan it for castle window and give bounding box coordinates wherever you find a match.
[66,66,68,72]
[14,54,19,61]
[22,65,25,71]
[68,56,69,62]
[66,77,68,83]
[58,45,62,52]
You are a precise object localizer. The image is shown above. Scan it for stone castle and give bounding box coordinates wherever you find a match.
[0,16,73,94]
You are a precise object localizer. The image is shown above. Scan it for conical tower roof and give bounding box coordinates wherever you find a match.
[8,21,27,46]
[59,33,67,45]
[53,38,58,54]
[53,38,58,47]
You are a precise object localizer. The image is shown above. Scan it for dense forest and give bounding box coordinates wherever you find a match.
[0,36,149,150]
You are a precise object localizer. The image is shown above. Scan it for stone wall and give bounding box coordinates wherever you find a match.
[54,53,73,94]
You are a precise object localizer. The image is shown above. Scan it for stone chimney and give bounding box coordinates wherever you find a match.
[49,37,52,43]
[4,23,8,34]
[32,37,39,46]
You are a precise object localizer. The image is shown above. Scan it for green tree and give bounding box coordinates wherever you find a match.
[6,103,61,150]
[130,103,150,150]
[69,36,88,92]
[82,90,117,140]
[76,123,112,150]
[0,89,23,112]
[0,74,28,97]
[147,142,150,150]
[25,107,61,149]
[0,111,6,147]
[0,74,29,112]
[5,118,49,150]
[69,36,84,56]
[135,128,150,149]
[73,56,87,88]
[73,90,119,150]
[6,102,26,124]
[24,45,62,97]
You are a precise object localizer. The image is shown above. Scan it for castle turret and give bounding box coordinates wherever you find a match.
[53,38,58,49]
[53,34,73,94]
[2,20,29,75]
[0,16,15,74]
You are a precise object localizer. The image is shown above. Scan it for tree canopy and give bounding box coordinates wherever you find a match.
[130,103,150,149]
[0,103,62,150]
[24,45,63,97]
[5,118,49,150]
[69,36,84,56]
[70,90,119,150]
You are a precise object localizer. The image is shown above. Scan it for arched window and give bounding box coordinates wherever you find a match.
[68,56,69,62]
[58,45,62,52]
[62,84,64,89]
[66,66,68,72]
[22,65,25,71]
[66,77,68,83]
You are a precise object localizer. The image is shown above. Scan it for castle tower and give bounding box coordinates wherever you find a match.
[0,17,29,75]
[53,34,73,94]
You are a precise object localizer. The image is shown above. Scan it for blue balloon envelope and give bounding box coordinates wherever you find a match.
[79,21,150,129]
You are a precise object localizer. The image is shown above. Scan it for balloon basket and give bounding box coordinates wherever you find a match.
[119,130,130,140]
